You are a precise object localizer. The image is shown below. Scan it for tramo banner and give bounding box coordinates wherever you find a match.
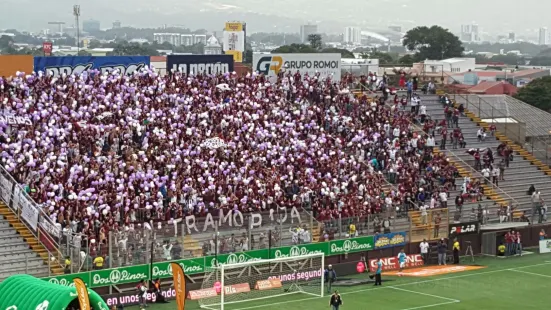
[33,56,150,77]
[252,53,341,82]
[368,254,424,273]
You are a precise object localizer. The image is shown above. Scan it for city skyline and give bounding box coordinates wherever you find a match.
[3,0,551,39]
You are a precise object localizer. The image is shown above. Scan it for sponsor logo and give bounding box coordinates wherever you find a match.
[374,233,406,249]
[48,277,76,287]
[105,288,178,306]
[331,239,373,254]
[92,269,147,286]
[267,269,322,283]
[368,254,424,272]
[152,262,203,278]
[210,253,262,267]
[256,56,283,75]
[187,288,218,300]
[273,246,324,258]
[224,283,251,295]
[43,63,146,77]
[171,63,230,75]
[450,222,478,235]
[255,279,282,290]
[384,265,486,277]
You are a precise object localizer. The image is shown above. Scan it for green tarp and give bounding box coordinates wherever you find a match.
[0,274,108,310]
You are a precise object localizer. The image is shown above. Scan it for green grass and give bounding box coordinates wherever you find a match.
[126,253,551,310]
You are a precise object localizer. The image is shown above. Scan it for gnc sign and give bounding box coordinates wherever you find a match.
[368,254,424,272]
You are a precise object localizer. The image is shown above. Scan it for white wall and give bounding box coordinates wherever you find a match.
[151,61,166,76]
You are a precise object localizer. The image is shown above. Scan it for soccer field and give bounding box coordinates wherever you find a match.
[125,253,551,310]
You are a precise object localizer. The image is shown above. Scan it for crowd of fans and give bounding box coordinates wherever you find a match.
[1,68,474,261]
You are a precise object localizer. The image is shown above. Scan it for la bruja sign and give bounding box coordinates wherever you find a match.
[181,207,304,234]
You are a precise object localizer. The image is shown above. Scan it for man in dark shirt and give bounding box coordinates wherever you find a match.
[437,238,447,265]
[330,290,343,310]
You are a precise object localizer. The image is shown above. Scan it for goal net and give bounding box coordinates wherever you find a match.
[198,253,325,310]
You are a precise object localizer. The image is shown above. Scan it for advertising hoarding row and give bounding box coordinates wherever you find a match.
[34,56,150,77]
[252,53,341,82]
[166,54,234,75]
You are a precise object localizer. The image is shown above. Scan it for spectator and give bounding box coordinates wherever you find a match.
[419,239,429,263]
[437,239,447,265]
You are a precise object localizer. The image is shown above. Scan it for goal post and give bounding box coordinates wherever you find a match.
[198,253,325,310]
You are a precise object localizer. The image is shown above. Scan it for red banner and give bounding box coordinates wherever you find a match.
[224,283,251,295]
[368,254,424,272]
[43,42,53,56]
[254,279,282,291]
[187,288,217,300]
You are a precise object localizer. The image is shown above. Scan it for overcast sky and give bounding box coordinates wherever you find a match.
[1,0,548,35]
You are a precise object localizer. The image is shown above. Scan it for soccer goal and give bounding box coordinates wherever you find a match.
[198,253,325,310]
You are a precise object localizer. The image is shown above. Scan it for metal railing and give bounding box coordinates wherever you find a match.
[0,164,65,273]
[442,75,551,168]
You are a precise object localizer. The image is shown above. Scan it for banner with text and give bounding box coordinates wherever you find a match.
[373,231,407,250]
[42,233,384,288]
[34,56,150,77]
[368,254,424,272]
[252,53,341,83]
[166,55,234,75]
[449,221,479,236]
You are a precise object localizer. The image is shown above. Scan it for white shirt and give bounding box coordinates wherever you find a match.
[419,105,427,115]
[492,168,500,177]
[163,244,173,260]
[420,242,429,254]
[426,137,435,147]
[481,168,490,177]
[419,205,428,216]
[439,192,447,202]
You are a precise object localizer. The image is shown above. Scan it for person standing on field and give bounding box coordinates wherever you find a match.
[397,249,407,276]
[437,239,447,265]
[329,290,343,310]
[453,238,460,264]
[420,239,429,264]
[374,258,383,286]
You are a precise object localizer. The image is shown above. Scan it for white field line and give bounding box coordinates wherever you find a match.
[397,300,460,310]
[232,261,551,310]
[509,269,551,279]
[390,286,460,302]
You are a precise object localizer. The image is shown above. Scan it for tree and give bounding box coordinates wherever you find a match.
[530,56,551,66]
[398,54,415,65]
[514,76,551,112]
[271,44,317,53]
[0,35,14,49]
[321,47,354,58]
[403,25,464,61]
[78,50,92,56]
[307,34,322,50]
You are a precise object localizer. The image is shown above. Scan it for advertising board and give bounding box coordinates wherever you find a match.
[449,221,479,236]
[43,232,404,289]
[252,53,341,82]
[223,30,245,52]
[540,239,551,254]
[0,55,34,77]
[368,254,424,273]
[166,55,234,75]
[373,231,407,249]
[33,56,150,77]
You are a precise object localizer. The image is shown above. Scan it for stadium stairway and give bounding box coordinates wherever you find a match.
[0,204,62,281]
[421,94,551,216]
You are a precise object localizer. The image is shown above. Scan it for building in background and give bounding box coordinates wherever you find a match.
[194,34,207,45]
[83,19,100,32]
[300,24,318,43]
[460,23,480,42]
[112,21,121,29]
[224,22,246,62]
[204,35,222,55]
[539,27,549,45]
[181,34,193,46]
[153,33,182,46]
[343,27,361,45]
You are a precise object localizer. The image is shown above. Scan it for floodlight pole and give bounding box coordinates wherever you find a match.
[73,5,81,54]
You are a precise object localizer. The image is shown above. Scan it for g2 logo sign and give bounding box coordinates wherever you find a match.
[256,56,283,75]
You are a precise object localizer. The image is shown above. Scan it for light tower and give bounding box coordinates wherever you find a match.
[73,5,81,53]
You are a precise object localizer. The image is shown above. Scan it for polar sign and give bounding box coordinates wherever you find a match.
[253,53,341,82]
[167,55,234,75]
[34,56,150,77]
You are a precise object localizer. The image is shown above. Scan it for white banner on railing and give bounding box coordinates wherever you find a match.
[0,173,11,204]
[39,215,62,239]
[12,185,21,211]
[20,193,39,231]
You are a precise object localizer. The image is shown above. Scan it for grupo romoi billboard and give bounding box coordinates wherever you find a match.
[252,53,341,82]
[166,55,234,75]
[0,55,34,77]
[33,56,150,77]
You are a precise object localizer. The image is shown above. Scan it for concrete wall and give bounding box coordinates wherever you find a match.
[495,121,526,145]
